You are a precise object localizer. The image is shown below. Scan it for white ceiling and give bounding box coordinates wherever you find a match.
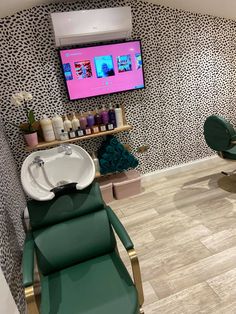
[146,0,236,20]
[1,0,236,20]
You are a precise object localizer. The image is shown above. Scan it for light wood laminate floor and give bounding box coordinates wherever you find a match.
[110,157,236,314]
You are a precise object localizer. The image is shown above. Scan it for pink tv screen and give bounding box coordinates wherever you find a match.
[59,40,145,100]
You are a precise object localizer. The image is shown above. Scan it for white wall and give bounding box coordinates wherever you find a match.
[0,265,19,314]
[2,0,236,20]
[146,0,236,20]
[0,0,50,18]
[0,0,75,18]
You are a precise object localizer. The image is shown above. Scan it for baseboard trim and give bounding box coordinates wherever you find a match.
[141,155,218,182]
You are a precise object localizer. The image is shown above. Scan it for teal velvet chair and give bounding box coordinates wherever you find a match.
[204,115,236,175]
[22,182,144,314]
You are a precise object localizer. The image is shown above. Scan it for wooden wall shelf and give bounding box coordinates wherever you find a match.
[26,125,132,151]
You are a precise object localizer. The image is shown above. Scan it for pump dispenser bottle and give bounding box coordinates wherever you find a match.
[63,114,72,132]
[108,104,116,127]
[87,111,95,128]
[52,114,64,140]
[115,105,124,128]
[101,105,109,125]
[94,108,102,126]
[71,113,80,131]
[79,111,87,130]
[40,115,55,142]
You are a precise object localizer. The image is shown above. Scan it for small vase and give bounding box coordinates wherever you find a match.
[24,132,38,147]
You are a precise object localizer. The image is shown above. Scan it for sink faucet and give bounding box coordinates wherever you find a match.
[58,144,72,155]
[32,156,44,167]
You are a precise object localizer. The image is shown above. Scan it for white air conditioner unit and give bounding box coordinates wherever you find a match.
[51,7,132,47]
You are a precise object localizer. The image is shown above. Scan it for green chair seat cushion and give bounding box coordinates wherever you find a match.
[204,115,236,151]
[40,251,139,314]
[222,146,236,160]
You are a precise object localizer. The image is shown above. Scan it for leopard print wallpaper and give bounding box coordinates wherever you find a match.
[1,0,236,174]
[1,0,236,311]
[3,0,236,176]
[0,119,26,313]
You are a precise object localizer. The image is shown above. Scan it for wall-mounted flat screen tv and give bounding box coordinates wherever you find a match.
[59,40,145,100]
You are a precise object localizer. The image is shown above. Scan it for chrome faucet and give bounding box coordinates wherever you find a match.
[32,156,44,167]
[58,144,72,155]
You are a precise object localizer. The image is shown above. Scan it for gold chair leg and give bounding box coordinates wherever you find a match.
[128,249,144,308]
[25,286,39,314]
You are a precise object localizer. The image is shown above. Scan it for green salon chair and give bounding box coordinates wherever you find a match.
[22,182,144,314]
[204,115,236,175]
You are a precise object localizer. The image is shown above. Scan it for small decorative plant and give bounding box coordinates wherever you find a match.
[11,91,37,134]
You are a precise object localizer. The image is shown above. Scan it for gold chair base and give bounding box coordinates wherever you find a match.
[25,286,39,314]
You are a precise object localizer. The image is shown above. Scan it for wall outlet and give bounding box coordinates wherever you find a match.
[137,145,150,153]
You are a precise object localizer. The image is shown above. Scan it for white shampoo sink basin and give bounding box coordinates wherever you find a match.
[21,144,95,201]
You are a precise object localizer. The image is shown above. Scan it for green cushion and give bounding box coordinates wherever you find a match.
[222,146,236,160]
[34,209,116,275]
[204,115,236,151]
[40,251,139,314]
[27,182,105,230]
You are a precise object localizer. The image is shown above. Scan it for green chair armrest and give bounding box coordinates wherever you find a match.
[231,134,236,142]
[106,206,134,250]
[22,232,35,287]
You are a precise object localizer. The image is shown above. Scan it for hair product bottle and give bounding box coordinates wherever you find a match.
[60,129,69,141]
[107,123,114,131]
[87,111,95,128]
[69,128,76,139]
[77,128,84,137]
[101,105,109,125]
[79,111,87,130]
[71,113,80,131]
[100,124,107,132]
[40,115,56,142]
[52,114,64,140]
[63,114,72,132]
[85,127,92,135]
[108,104,117,127]
[94,108,102,126]
[115,105,124,128]
[92,125,99,134]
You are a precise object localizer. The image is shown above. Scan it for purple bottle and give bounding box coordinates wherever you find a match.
[94,108,102,125]
[87,111,95,128]
[108,104,117,127]
[79,111,87,130]
[101,105,109,125]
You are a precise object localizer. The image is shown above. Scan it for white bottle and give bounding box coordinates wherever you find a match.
[115,105,124,128]
[63,114,72,132]
[40,115,56,142]
[71,113,80,131]
[52,114,64,140]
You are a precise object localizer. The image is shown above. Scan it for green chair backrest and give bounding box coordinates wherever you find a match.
[27,183,116,275]
[204,115,236,151]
